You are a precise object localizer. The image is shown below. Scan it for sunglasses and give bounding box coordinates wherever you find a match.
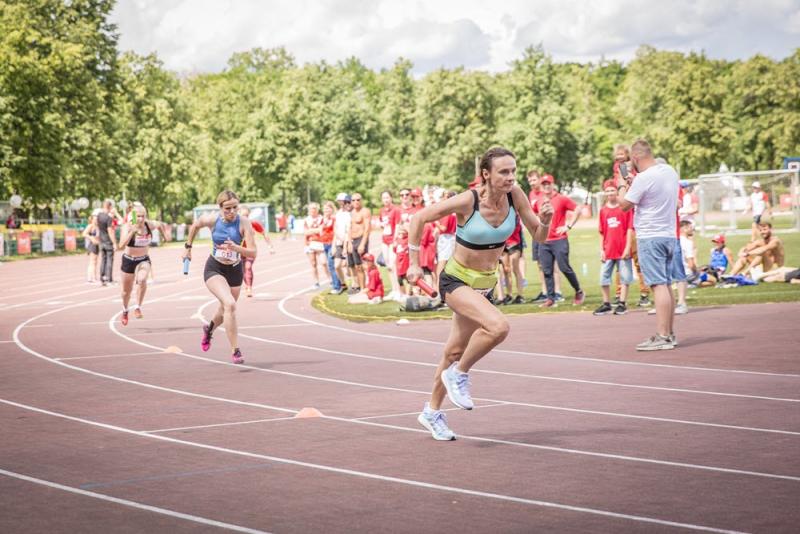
[400,192,410,197]
[352,198,362,201]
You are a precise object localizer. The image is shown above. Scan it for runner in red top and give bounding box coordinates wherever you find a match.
[532,174,584,306]
[595,180,634,315]
[239,206,274,297]
[379,191,402,298]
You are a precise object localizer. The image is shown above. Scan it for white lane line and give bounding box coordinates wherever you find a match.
[0,340,15,344]
[23,324,54,328]
[235,323,800,403]
[278,287,800,379]
[56,351,164,361]
[0,398,750,534]
[143,416,298,434]
[0,467,270,534]
[237,324,309,330]
[354,402,511,421]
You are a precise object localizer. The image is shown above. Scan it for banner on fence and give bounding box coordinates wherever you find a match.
[17,232,31,254]
[64,230,77,251]
[42,230,55,252]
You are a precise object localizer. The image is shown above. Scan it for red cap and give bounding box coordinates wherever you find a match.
[361,252,375,262]
[603,179,616,191]
[540,174,554,184]
[468,176,482,189]
[410,187,422,197]
[711,234,726,244]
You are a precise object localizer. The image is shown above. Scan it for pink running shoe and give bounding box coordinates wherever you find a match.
[231,349,244,364]
[201,324,213,352]
[121,311,129,326]
[573,290,586,306]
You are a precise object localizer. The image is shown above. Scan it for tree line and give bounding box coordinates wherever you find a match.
[2,0,798,222]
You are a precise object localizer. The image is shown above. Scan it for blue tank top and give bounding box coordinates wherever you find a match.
[709,248,728,271]
[212,216,242,255]
[456,189,517,250]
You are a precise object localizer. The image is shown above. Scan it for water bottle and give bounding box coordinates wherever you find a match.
[183,257,190,275]
[581,262,588,276]
[132,209,137,224]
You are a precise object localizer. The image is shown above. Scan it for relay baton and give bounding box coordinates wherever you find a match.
[131,209,137,224]
[183,257,191,275]
[415,279,438,298]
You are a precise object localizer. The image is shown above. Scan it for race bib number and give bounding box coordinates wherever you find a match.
[214,248,240,262]
[133,235,151,247]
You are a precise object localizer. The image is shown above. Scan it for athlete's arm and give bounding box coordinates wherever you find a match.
[407,191,472,282]
[117,224,134,251]
[182,214,216,261]
[512,186,551,244]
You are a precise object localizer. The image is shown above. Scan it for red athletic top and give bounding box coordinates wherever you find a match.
[394,234,409,277]
[598,205,632,260]
[366,265,385,299]
[438,213,457,235]
[505,218,522,247]
[534,193,576,242]
[420,222,437,271]
[380,205,401,245]
[528,189,545,210]
[320,216,334,244]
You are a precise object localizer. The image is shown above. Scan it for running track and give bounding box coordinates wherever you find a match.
[1,239,798,533]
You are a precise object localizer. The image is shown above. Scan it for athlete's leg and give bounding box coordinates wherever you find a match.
[429,310,480,410]
[205,275,241,352]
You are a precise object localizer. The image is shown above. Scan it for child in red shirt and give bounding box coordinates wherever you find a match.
[594,180,633,316]
[347,253,384,304]
[394,227,410,296]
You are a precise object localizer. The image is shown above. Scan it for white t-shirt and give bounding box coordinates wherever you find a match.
[679,193,697,222]
[680,235,695,273]
[750,191,768,216]
[334,210,351,244]
[624,163,679,239]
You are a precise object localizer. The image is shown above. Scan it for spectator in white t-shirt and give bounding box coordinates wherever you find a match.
[619,139,679,351]
[746,181,771,241]
[678,182,698,225]
[334,194,353,291]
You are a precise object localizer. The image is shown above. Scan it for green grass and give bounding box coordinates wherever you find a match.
[313,226,800,322]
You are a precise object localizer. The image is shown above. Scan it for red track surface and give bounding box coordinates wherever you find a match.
[1,240,799,533]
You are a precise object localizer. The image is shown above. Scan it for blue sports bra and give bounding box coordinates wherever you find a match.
[456,189,517,250]
[212,215,242,258]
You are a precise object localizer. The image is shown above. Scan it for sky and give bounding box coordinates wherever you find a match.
[110,0,800,74]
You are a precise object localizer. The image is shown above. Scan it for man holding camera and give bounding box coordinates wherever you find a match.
[619,140,679,351]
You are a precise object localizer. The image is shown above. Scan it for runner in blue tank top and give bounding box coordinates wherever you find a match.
[406,147,554,440]
[183,190,257,364]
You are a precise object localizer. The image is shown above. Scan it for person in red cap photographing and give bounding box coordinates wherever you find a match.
[533,173,586,307]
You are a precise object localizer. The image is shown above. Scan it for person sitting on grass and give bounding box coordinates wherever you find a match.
[594,180,633,316]
[728,221,785,278]
[347,253,384,304]
[693,234,734,286]
[754,266,800,284]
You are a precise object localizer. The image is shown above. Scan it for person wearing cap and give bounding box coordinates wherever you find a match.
[694,233,733,286]
[347,253,384,304]
[406,147,553,441]
[746,181,771,241]
[618,139,679,350]
[410,187,424,210]
[333,194,353,292]
[678,181,699,225]
[526,170,561,302]
[533,173,585,307]
[593,180,633,316]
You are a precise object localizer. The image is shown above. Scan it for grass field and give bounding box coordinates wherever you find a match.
[314,225,800,322]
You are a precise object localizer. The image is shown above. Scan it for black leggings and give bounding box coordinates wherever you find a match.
[539,239,581,298]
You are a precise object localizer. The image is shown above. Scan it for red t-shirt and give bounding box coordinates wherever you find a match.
[399,205,420,226]
[304,215,323,244]
[420,222,437,271]
[438,213,457,235]
[612,160,638,187]
[505,218,522,247]
[320,216,334,244]
[366,266,385,299]
[394,235,409,276]
[528,189,545,211]
[276,214,287,229]
[534,193,576,242]
[598,205,632,260]
[380,205,401,245]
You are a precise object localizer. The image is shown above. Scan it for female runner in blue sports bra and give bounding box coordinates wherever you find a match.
[182,190,257,364]
[407,147,554,440]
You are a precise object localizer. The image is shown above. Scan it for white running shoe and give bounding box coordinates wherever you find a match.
[674,303,689,315]
[417,404,456,441]
[441,362,474,410]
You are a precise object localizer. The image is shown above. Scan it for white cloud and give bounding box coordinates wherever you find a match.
[110,0,800,74]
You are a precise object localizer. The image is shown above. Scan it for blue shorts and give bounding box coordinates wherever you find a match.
[671,240,687,283]
[637,237,675,286]
[600,258,633,286]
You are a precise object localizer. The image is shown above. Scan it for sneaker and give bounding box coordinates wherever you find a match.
[530,292,547,303]
[636,334,676,351]
[329,287,344,295]
[121,311,129,326]
[539,298,556,308]
[313,282,321,290]
[231,349,245,364]
[669,334,678,347]
[674,303,689,315]
[499,295,513,306]
[554,293,565,302]
[638,296,651,307]
[441,362,474,410]
[417,404,456,441]
[613,302,628,315]
[573,290,586,306]
[648,308,657,315]
[201,324,213,352]
[133,307,143,319]
[347,287,360,295]
[512,295,525,305]
[593,302,613,316]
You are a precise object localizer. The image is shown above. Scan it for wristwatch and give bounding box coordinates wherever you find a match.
[184,242,192,249]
